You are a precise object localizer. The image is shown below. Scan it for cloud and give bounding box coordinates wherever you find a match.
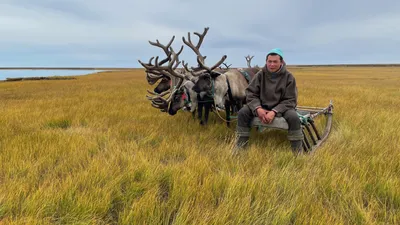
[0,0,399,80]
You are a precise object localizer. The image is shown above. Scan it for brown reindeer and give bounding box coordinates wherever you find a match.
[138,33,211,126]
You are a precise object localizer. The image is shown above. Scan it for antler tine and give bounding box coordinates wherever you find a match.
[193,27,209,50]
[146,73,164,85]
[222,63,232,69]
[157,52,172,66]
[148,57,154,65]
[138,56,169,71]
[145,89,172,111]
[182,27,209,64]
[140,35,179,71]
[140,50,174,73]
[196,55,227,72]
[182,61,204,77]
[147,70,163,78]
[210,55,228,71]
[171,45,184,70]
[149,89,175,108]
[176,45,184,56]
[148,36,175,56]
[146,89,170,98]
[146,55,170,68]
[182,61,190,72]
[158,47,185,80]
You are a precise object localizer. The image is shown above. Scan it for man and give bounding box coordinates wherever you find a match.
[235,48,303,152]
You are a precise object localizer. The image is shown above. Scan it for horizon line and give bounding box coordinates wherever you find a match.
[1,63,400,70]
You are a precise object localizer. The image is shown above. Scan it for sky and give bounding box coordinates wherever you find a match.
[1,0,399,80]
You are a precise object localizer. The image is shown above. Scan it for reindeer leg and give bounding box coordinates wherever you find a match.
[225,101,231,127]
[204,102,211,125]
[198,102,204,125]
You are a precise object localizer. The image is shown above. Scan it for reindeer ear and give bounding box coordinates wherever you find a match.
[210,71,222,78]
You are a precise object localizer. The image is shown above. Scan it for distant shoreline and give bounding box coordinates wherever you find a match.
[2,76,77,82]
[288,64,400,67]
[0,64,400,70]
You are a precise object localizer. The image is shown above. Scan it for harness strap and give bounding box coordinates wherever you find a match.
[183,85,191,104]
[239,68,252,83]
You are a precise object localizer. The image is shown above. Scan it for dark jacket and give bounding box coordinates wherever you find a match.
[245,63,298,116]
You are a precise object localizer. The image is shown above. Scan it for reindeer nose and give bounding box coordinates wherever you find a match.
[216,105,225,111]
[168,108,177,115]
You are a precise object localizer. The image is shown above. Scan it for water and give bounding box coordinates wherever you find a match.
[0,70,104,81]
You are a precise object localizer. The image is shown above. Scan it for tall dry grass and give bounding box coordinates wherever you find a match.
[0,67,399,224]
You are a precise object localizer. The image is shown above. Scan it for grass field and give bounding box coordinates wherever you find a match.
[0,67,399,224]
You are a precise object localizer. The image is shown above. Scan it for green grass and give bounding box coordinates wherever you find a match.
[0,67,399,224]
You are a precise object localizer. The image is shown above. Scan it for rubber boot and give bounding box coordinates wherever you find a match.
[234,126,250,150]
[290,140,303,155]
[235,136,249,149]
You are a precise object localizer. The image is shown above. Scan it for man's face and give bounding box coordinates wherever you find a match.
[266,55,282,73]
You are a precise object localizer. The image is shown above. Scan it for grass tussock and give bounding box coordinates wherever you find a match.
[0,67,399,224]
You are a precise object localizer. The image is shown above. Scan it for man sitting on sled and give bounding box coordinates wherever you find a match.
[235,48,304,153]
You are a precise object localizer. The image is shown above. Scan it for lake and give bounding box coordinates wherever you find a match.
[0,70,104,81]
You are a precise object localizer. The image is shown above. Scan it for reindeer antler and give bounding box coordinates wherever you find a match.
[182,27,227,75]
[143,37,184,83]
[182,27,208,64]
[144,57,167,85]
[245,55,254,68]
[222,62,232,69]
[138,35,186,111]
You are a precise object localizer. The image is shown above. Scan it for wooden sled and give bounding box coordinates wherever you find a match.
[251,100,334,152]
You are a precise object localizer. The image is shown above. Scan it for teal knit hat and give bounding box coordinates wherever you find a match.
[267,48,284,59]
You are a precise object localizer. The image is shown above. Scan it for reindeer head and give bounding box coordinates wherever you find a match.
[191,70,222,94]
[138,36,186,113]
[153,77,171,94]
[167,84,190,115]
[165,68,196,115]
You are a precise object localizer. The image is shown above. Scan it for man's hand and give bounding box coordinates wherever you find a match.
[265,111,276,124]
[257,108,276,124]
[256,108,268,123]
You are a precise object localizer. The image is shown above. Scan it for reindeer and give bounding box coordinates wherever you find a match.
[138,33,213,125]
[183,28,262,126]
[245,55,261,70]
[138,34,188,113]
[179,27,235,126]
[145,28,228,125]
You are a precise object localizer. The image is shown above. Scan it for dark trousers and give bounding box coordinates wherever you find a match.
[236,105,303,141]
